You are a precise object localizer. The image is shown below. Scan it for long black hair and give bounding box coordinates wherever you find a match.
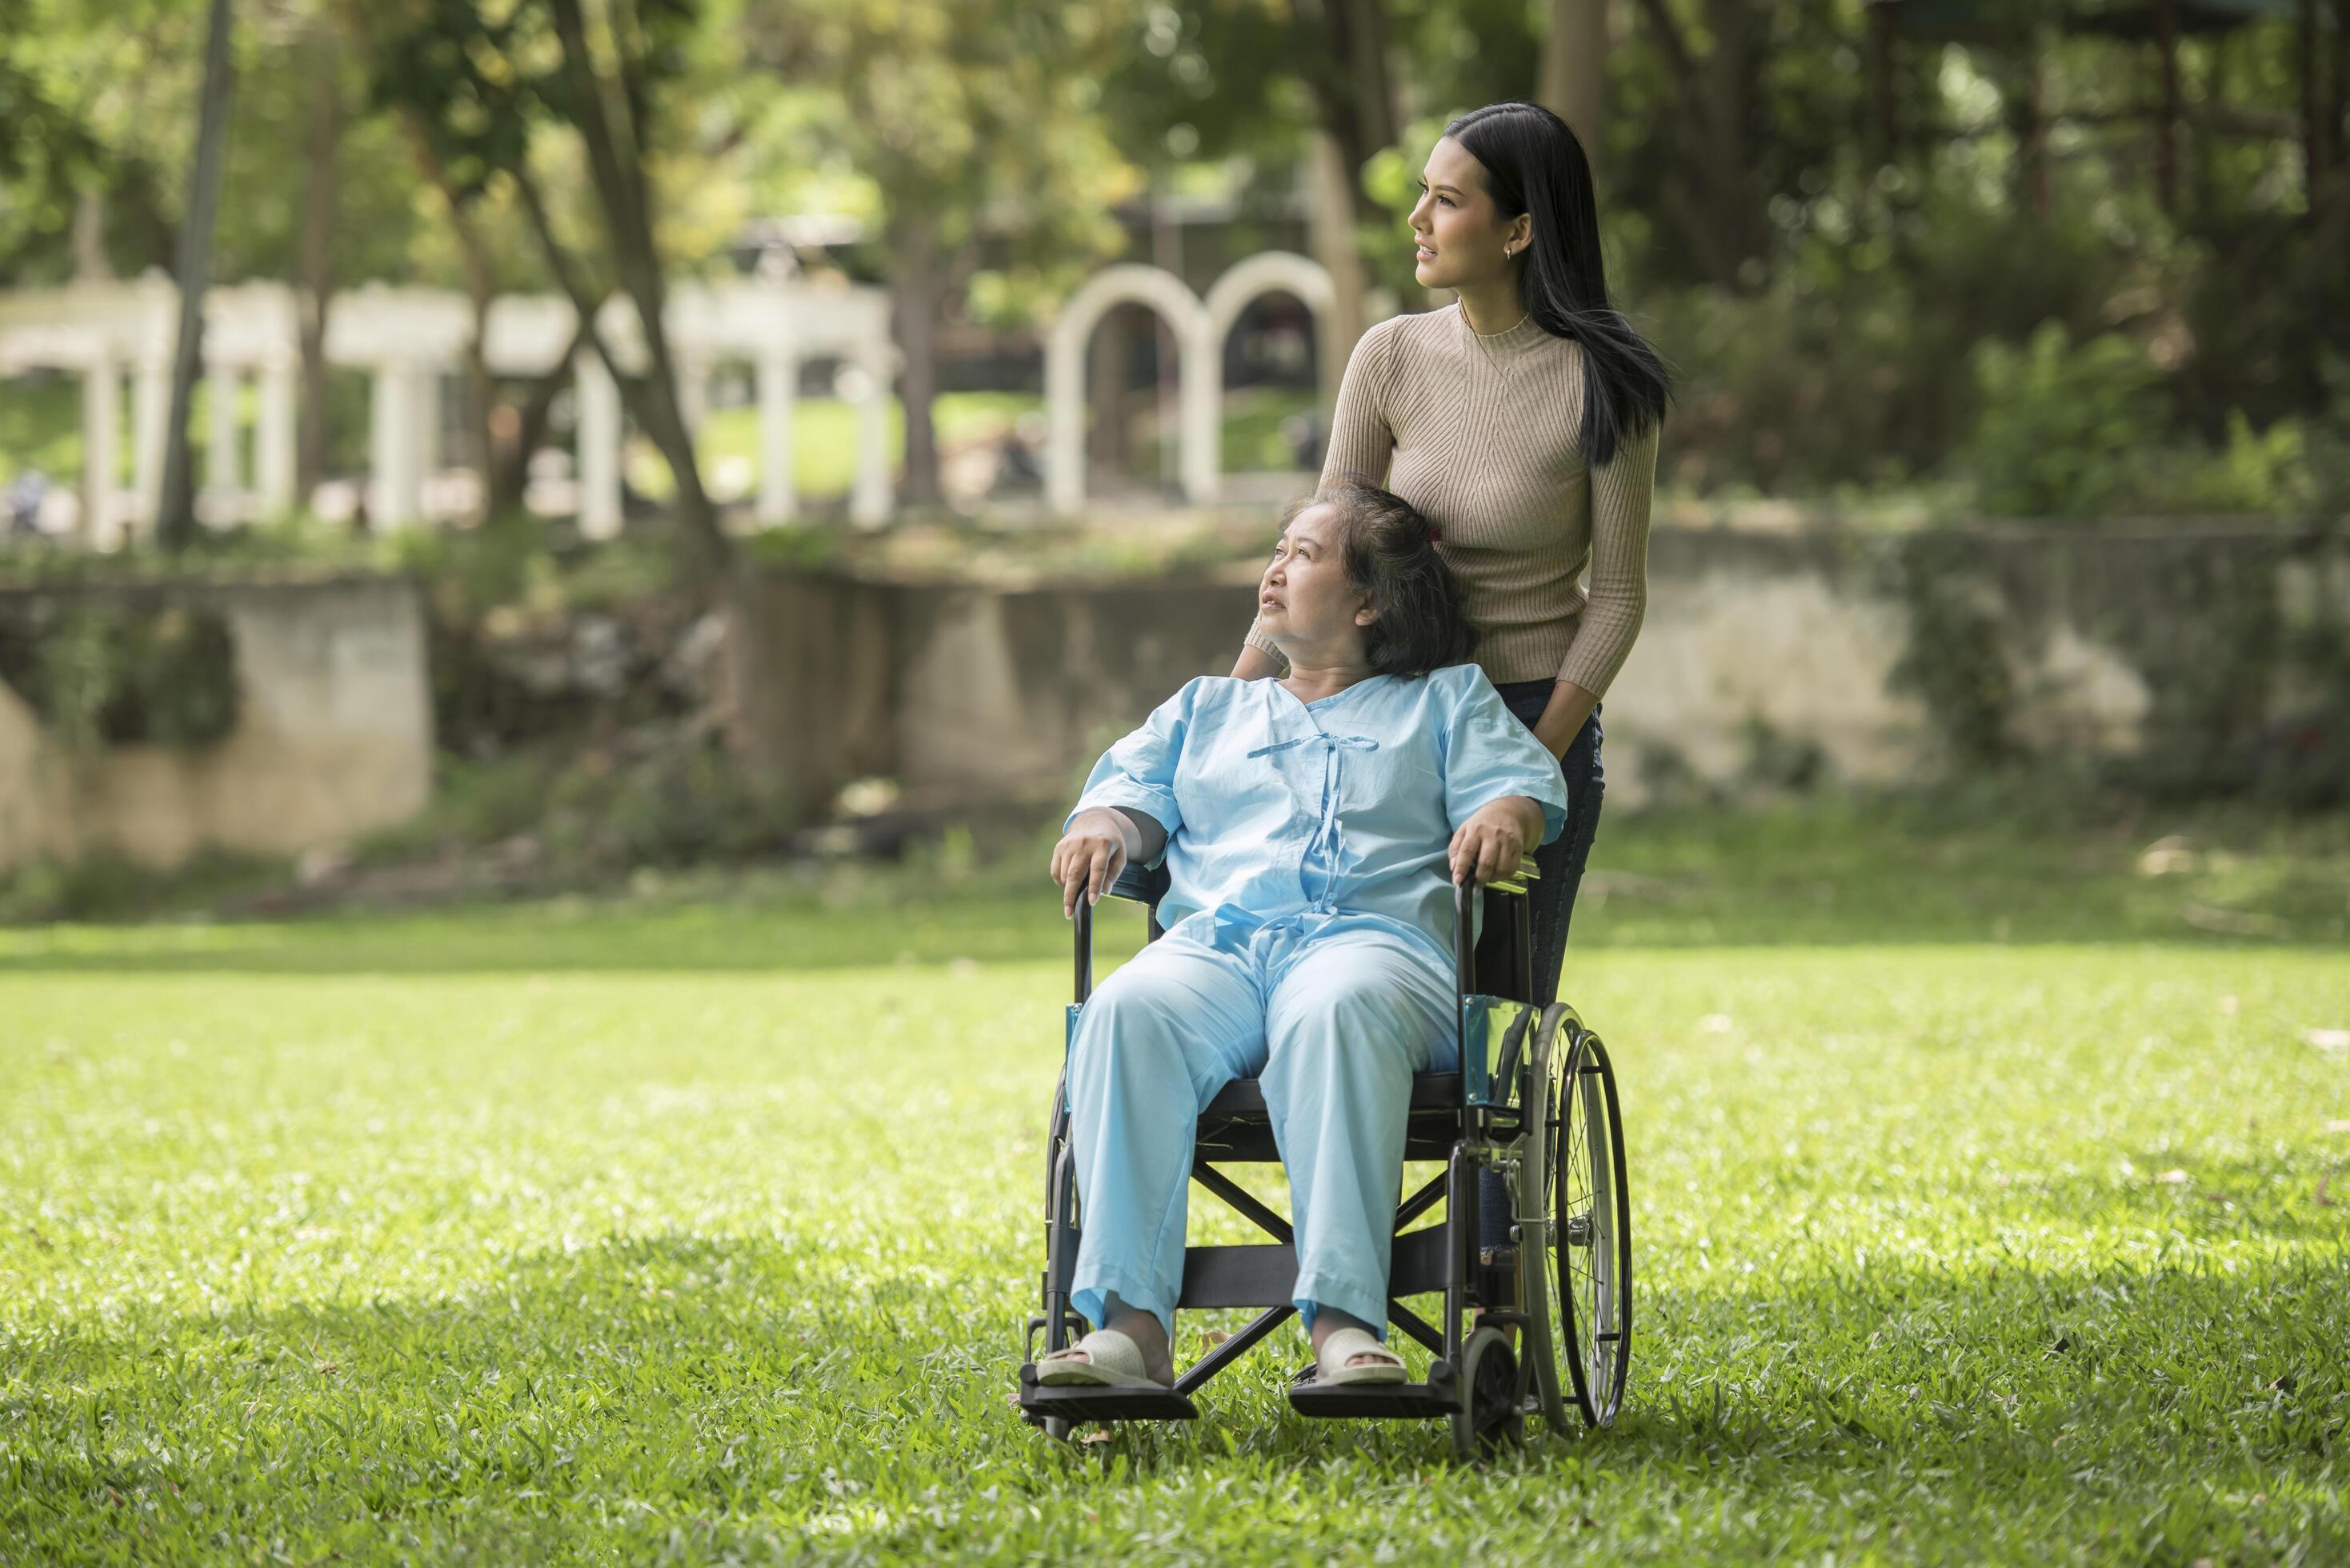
[1287,482,1479,678]
[1445,102,1672,470]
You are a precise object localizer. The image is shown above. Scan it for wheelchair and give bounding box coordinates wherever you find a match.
[1016,858,1632,1462]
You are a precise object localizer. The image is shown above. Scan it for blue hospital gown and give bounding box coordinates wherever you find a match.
[1062,667,1568,1342]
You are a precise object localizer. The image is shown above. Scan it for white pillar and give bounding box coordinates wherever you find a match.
[82,355,122,550]
[205,360,241,504]
[851,350,891,527]
[575,350,623,540]
[756,350,796,526]
[370,361,423,529]
[131,355,169,539]
[1046,320,1084,518]
[676,350,711,436]
[255,355,297,514]
[413,367,441,502]
[1180,320,1217,506]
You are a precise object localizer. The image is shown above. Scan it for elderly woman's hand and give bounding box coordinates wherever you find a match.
[1447,796,1543,887]
[1052,808,1136,918]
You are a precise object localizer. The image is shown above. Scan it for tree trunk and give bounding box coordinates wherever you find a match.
[1638,0,1769,288]
[2301,0,2329,193]
[1307,131,1367,408]
[1539,0,1611,169]
[2334,0,2348,187]
[156,0,237,552]
[1341,0,1398,159]
[545,0,733,583]
[71,190,111,281]
[1297,0,1399,228]
[2156,0,2181,213]
[294,36,340,506]
[493,317,594,514]
[2017,52,2051,221]
[402,111,499,519]
[891,211,945,508]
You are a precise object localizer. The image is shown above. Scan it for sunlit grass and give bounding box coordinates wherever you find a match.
[3,865,2346,1562]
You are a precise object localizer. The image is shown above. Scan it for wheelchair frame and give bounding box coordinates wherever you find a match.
[1016,859,1632,1462]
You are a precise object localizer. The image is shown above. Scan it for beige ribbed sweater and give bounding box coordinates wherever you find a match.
[1247,302,1661,694]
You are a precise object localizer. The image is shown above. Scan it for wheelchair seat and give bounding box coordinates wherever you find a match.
[1199,1073,1466,1162]
[1099,860,1475,1162]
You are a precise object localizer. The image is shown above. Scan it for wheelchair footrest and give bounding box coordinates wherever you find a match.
[1017,1364,1199,1423]
[1287,1359,1460,1421]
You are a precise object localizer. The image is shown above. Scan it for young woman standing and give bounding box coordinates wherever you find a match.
[1235,101,1671,1006]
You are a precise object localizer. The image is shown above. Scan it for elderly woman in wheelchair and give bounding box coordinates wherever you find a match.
[1033,482,1570,1403]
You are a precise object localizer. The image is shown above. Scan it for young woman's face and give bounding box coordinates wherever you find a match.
[1259,503,1373,656]
[1410,136,1530,294]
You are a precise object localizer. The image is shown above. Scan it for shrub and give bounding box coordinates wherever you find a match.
[1952,323,2165,518]
[0,597,240,749]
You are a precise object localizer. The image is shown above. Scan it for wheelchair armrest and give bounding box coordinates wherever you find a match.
[1074,858,1171,1004]
[1109,860,1171,907]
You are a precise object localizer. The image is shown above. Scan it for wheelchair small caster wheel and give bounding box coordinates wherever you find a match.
[1450,1326,1524,1463]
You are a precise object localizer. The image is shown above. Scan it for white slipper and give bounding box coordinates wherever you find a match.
[1315,1326,1407,1386]
[1035,1328,1168,1389]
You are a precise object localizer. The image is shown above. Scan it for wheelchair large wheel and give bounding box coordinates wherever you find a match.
[1038,1071,1082,1445]
[1519,1006,1631,1432]
[1515,1007,1567,1432]
[1555,1021,1631,1428]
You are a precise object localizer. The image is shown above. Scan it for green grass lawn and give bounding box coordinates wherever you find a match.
[4,809,2348,1562]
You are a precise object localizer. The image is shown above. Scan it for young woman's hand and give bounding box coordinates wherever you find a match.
[1448,796,1543,887]
[1051,809,1133,918]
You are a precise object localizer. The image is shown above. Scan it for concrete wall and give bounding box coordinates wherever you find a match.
[0,575,433,870]
[729,519,2346,811]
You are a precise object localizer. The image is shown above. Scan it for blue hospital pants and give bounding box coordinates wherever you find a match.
[1066,918,1460,1343]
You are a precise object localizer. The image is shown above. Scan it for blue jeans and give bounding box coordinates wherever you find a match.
[1491,682,1605,1010]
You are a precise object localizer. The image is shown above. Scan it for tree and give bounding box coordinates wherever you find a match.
[743,0,1139,507]
[1094,0,1543,353]
[366,0,733,580]
[154,0,235,550]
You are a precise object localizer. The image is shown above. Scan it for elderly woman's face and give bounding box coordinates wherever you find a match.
[1259,503,1373,656]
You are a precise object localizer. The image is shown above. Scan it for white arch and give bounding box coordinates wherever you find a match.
[1198,252,1337,503]
[1046,264,1211,518]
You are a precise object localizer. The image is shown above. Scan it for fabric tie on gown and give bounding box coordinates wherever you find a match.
[1246,732,1379,912]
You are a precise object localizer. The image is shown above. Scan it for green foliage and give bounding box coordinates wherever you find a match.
[2176,198,2350,434]
[1637,158,2150,498]
[0,844,279,924]
[741,0,1138,324]
[0,371,82,488]
[1885,531,2016,768]
[539,726,803,871]
[0,595,239,749]
[1956,323,2166,518]
[2154,411,2316,516]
